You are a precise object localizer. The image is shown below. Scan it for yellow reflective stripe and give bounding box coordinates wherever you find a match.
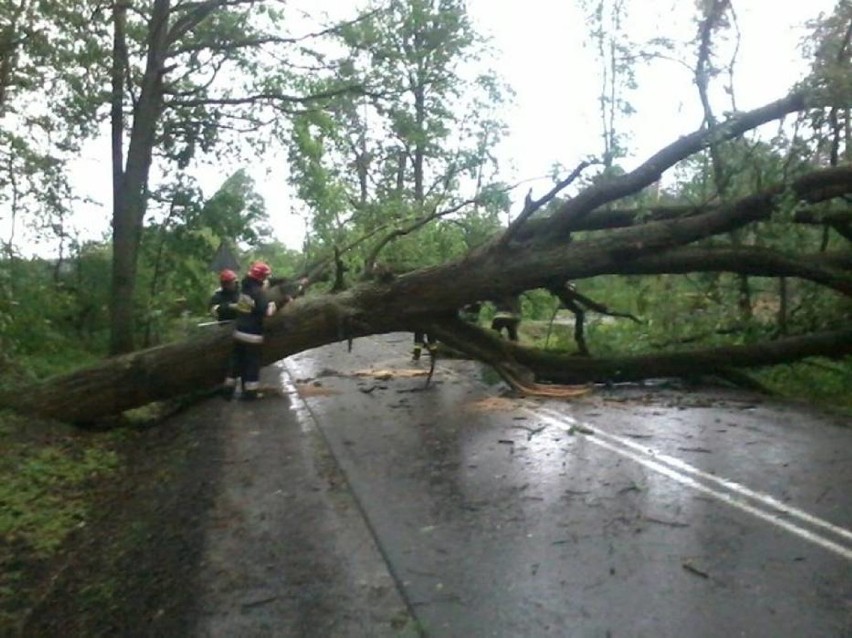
[234,331,264,344]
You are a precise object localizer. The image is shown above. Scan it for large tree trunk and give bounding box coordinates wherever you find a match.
[2,93,850,423]
[1,285,849,422]
[1,258,850,424]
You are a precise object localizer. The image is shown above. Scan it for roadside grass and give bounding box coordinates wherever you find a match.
[754,361,852,417]
[0,423,120,555]
[0,333,219,634]
[0,410,127,633]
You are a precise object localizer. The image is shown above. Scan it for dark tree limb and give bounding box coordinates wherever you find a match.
[510,328,852,385]
[516,165,852,237]
[543,281,641,356]
[543,203,852,234]
[528,93,809,240]
[499,161,591,246]
[562,298,588,356]
[163,84,364,109]
[548,282,642,323]
[330,246,348,292]
[611,246,852,297]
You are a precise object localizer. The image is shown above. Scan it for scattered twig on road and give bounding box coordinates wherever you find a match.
[643,516,690,528]
[512,424,547,440]
[568,424,594,435]
[241,595,278,609]
[682,561,710,579]
[618,483,642,495]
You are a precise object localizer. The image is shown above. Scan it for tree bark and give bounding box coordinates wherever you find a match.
[109,0,170,354]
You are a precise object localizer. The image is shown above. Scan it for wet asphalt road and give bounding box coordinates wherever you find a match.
[198,333,852,637]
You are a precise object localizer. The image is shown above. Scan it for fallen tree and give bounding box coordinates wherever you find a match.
[1,93,851,423]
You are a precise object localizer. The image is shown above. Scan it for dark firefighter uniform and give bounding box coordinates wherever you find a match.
[209,269,240,322]
[224,261,278,400]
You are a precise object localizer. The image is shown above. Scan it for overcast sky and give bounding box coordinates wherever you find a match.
[468,0,833,175]
[269,0,836,249]
[7,0,838,255]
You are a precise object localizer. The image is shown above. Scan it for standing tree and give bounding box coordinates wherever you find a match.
[288,0,510,275]
[580,0,637,170]
[105,1,368,353]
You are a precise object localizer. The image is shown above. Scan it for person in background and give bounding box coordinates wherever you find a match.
[491,294,521,342]
[209,269,240,322]
[459,302,482,324]
[227,261,279,401]
[412,331,436,362]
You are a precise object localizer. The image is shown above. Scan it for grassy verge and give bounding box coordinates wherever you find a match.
[754,360,852,417]
[0,411,125,633]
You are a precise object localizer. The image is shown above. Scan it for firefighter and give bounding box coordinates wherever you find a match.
[226,261,280,401]
[209,269,240,322]
[210,269,240,398]
[491,294,521,342]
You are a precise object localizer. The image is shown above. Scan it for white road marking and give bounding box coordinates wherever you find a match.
[530,407,852,561]
[284,354,852,559]
[276,361,316,433]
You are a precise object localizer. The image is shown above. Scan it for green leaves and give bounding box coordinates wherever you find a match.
[285,0,510,278]
[138,169,269,327]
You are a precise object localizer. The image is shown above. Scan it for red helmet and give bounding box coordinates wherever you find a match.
[219,269,237,283]
[247,261,271,281]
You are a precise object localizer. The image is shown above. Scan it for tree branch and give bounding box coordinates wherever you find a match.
[510,328,852,385]
[515,165,852,238]
[363,193,495,271]
[499,161,591,246]
[529,93,810,241]
[614,246,852,297]
[167,0,254,46]
[163,84,363,109]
